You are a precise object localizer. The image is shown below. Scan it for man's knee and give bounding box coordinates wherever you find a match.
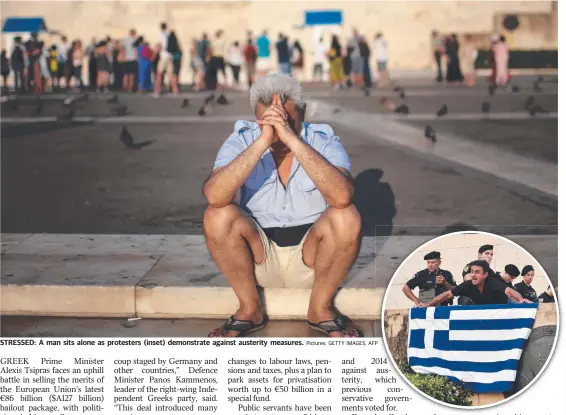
[203,204,242,237]
[325,205,362,241]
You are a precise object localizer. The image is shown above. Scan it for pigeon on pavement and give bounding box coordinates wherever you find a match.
[108,94,119,104]
[181,98,189,108]
[395,104,409,114]
[216,94,228,105]
[488,84,496,96]
[119,126,153,149]
[425,125,437,143]
[481,102,490,113]
[436,104,448,117]
[524,96,535,110]
[511,85,520,93]
[533,81,542,92]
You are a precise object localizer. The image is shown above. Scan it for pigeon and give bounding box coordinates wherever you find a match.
[394,104,409,114]
[363,88,370,97]
[57,109,75,121]
[197,106,206,116]
[538,75,544,82]
[180,98,189,109]
[216,94,228,105]
[204,93,215,105]
[424,125,437,143]
[393,85,403,92]
[436,104,448,117]
[399,91,406,99]
[111,105,128,116]
[481,101,490,113]
[511,85,520,93]
[524,96,535,110]
[108,94,119,104]
[533,81,542,92]
[488,84,496,96]
[333,108,341,114]
[63,97,75,107]
[119,126,153,149]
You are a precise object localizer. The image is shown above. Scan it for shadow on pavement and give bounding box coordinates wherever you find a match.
[353,168,396,238]
[1,121,93,139]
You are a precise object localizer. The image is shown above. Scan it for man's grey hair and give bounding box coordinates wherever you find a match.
[249,73,306,113]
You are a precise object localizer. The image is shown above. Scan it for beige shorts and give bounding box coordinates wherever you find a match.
[157,53,173,73]
[256,57,271,72]
[252,219,315,288]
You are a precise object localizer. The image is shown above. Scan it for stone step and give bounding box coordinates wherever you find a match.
[1,233,556,320]
[0,234,383,320]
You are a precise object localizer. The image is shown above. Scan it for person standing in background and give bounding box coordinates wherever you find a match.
[328,34,345,90]
[168,31,182,93]
[255,30,271,76]
[111,40,123,90]
[226,41,243,85]
[71,40,85,91]
[493,35,510,87]
[243,38,257,89]
[86,38,97,90]
[291,40,304,81]
[431,30,444,83]
[312,37,326,82]
[206,29,227,90]
[1,50,9,91]
[348,29,363,87]
[359,35,371,89]
[153,22,174,96]
[190,38,205,91]
[460,34,478,87]
[10,37,25,92]
[121,29,138,92]
[57,36,69,88]
[373,32,389,86]
[95,40,111,92]
[136,36,153,93]
[197,33,210,74]
[445,33,463,84]
[48,45,58,89]
[275,33,291,75]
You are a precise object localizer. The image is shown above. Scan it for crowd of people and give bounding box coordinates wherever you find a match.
[431,31,510,87]
[403,245,555,308]
[0,24,512,96]
[0,24,395,95]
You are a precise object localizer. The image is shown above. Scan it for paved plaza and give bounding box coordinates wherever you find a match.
[0,75,558,337]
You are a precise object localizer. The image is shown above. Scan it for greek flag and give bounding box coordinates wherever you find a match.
[407,303,538,393]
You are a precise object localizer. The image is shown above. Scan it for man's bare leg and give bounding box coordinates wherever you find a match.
[303,205,362,337]
[204,204,266,337]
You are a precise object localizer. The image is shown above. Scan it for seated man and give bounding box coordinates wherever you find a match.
[423,260,529,307]
[402,251,456,306]
[203,73,362,337]
[513,265,538,303]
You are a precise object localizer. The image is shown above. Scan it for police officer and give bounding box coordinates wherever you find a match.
[538,285,555,303]
[402,251,456,307]
[513,265,538,303]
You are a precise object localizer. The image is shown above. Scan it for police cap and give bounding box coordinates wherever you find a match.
[424,251,441,260]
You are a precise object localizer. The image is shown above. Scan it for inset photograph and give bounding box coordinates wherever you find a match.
[382,231,558,408]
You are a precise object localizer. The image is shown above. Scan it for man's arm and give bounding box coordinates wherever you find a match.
[203,132,272,208]
[259,96,354,208]
[402,285,424,307]
[505,287,530,303]
[425,291,454,307]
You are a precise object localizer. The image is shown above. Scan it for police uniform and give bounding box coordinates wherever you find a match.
[406,251,456,305]
[514,282,537,303]
[538,286,555,303]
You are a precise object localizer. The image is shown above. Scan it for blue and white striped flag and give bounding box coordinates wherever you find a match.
[407,303,539,393]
